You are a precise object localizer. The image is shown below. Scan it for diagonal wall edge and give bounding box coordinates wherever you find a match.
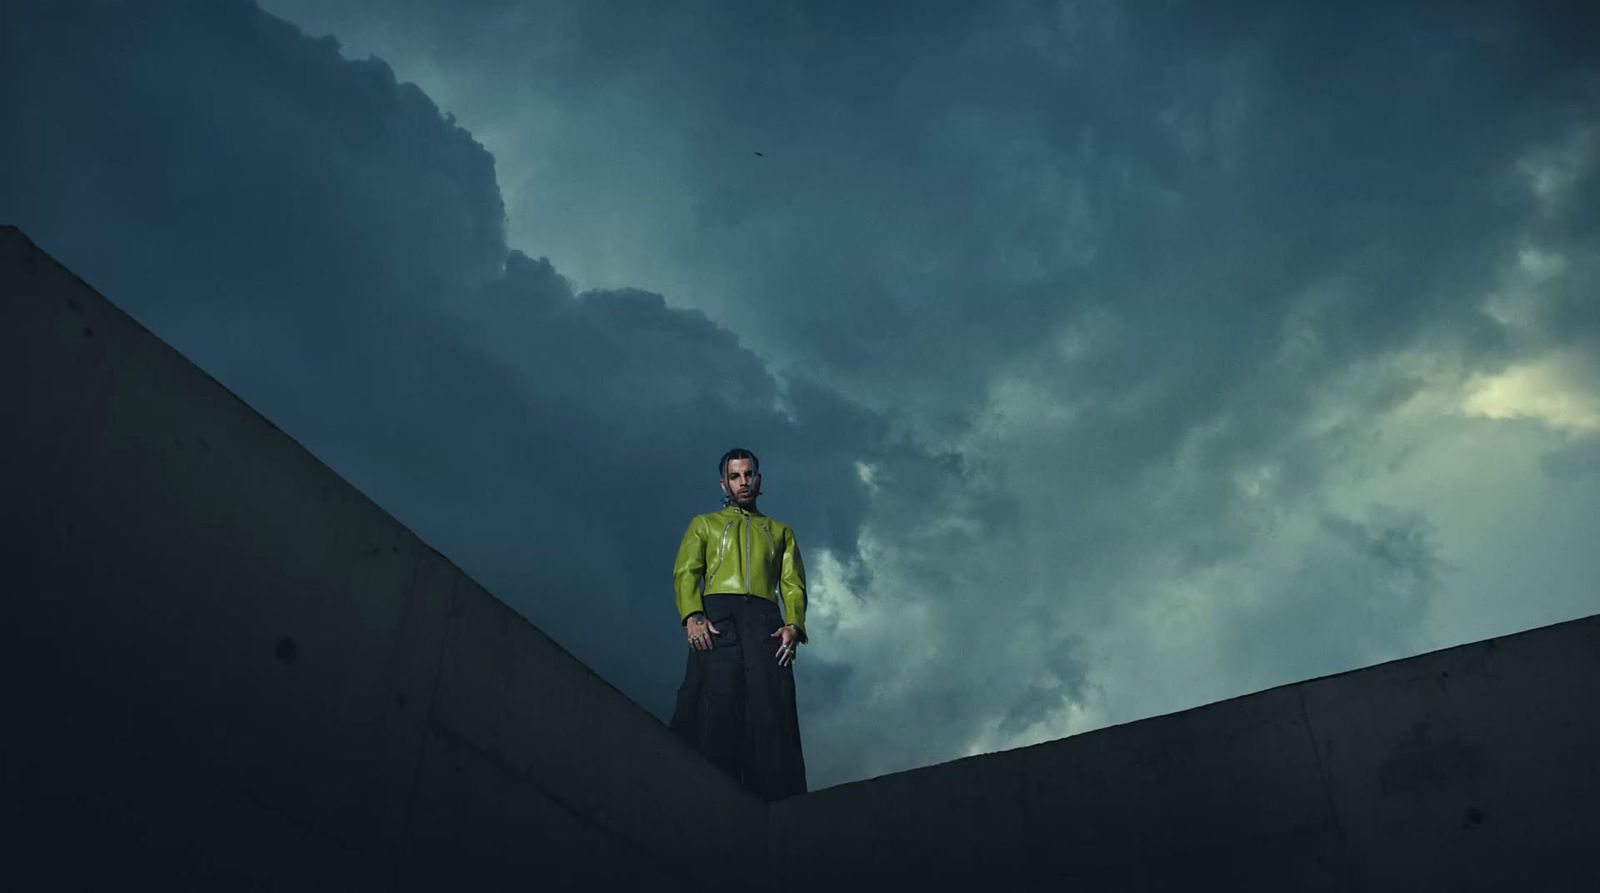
[4,225,1597,891]
[770,570,1600,889]
[0,226,764,891]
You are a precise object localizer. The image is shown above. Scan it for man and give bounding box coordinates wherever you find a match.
[668,448,808,800]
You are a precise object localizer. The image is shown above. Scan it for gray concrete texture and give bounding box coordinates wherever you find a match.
[774,613,1600,890]
[0,226,764,889]
[4,225,1598,891]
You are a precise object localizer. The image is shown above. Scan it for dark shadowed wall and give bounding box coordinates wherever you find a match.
[773,611,1600,891]
[3,227,1597,891]
[0,226,764,890]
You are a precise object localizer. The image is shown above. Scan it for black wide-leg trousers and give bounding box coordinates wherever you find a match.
[669,593,807,801]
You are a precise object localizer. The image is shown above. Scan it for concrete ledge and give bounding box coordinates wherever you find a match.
[0,226,761,889]
[771,614,1600,891]
[5,225,1596,891]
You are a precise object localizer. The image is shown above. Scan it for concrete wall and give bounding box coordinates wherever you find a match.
[772,614,1600,892]
[5,225,1598,891]
[0,226,764,890]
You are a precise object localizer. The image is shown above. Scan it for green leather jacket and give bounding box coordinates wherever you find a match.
[673,505,808,642]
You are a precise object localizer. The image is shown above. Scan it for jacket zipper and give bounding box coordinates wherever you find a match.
[709,517,735,582]
[760,522,777,596]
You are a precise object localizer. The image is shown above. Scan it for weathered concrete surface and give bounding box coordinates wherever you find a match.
[5,225,1599,891]
[0,226,763,890]
[771,614,1600,891]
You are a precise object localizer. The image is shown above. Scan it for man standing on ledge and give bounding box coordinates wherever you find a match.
[669,448,808,800]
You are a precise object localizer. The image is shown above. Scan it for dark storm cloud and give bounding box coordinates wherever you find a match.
[2,0,505,310]
[10,0,1600,787]
[0,0,893,719]
[258,0,1594,445]
[253,0,1600,783]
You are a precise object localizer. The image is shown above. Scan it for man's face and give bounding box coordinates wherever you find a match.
[721,458,760,508]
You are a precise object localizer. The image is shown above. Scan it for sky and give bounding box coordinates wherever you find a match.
[3,0,1597,789]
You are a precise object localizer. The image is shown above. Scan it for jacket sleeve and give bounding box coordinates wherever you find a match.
[780,526,808,643]
[673,517,707,624]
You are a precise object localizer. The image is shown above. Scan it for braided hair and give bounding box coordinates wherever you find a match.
[718,447,760,476]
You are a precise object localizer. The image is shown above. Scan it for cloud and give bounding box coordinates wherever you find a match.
[2,1,506,311]
[9,0,1600,788]
[0,0,891,727]
[1462,351,1600,431]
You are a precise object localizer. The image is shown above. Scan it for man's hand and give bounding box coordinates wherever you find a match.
[686,613,720,651]
[771,624,800,667]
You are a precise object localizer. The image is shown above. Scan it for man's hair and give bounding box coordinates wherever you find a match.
[718,448,760,477]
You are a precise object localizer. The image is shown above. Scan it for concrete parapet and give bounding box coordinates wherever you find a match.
[4,225,1597,891]
[771,615,1600,891]
[0,226,762,890]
